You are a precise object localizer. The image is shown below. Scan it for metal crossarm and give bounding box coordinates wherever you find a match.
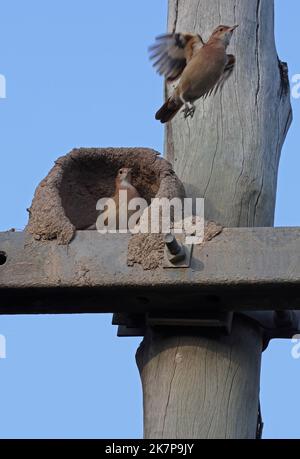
[0,227,300,314]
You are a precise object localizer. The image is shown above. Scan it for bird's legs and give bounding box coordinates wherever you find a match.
[178,95,196,119]
[183,101,196,119]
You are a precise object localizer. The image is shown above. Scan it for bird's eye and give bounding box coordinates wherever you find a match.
[119,170,123,174]
[219,28,223,32]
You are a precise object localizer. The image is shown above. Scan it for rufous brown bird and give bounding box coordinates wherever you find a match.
[149,25,238,123]
[109,167,140,228]
[87,168,140,230]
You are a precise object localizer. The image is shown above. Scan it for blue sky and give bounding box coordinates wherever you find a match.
[0,0,299,438]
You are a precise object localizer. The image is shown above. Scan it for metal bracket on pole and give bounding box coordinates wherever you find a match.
[146,311,233,334]
[114,310,300,348]
[163,233,193,268]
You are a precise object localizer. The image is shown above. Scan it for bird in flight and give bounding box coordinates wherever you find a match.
[149,25,238,123]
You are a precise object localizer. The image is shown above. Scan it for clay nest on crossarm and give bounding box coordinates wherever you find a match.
[26,147,185,246]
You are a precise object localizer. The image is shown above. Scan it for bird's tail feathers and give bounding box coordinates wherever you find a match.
[155,97,183,123]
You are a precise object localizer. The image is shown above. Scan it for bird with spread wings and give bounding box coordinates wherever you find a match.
[149,25,238,123]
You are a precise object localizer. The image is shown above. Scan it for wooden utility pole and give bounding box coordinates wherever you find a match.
[0,0,296,441]
[136,0,292,439]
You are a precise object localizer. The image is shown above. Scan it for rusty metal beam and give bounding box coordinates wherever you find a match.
[0,228,299,314]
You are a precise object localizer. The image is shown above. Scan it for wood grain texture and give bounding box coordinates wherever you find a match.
[137,316,262,439]
[165,0,292,227]
[137,0,292,439]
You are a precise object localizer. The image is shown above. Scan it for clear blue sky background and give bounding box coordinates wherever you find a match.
[0,0,299,439]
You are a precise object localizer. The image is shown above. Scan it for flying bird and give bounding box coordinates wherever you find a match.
[149,25,238,123]
[87,168,140,230]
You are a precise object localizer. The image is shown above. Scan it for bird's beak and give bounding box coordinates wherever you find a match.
[125,168,132,178]
[230,25,239,32]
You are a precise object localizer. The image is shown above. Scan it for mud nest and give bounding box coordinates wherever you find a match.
[26,147,185,244]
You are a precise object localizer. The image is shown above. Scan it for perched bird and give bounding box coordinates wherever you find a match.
[149,25,238,123]
[110,167,140,228]
[87,168,140,230]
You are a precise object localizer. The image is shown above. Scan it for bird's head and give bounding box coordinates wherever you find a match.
[210,25,238,47]
[116,167,132,184]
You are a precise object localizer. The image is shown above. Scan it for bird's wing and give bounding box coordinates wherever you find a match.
[149,33,205,82]
[205,54,236,98]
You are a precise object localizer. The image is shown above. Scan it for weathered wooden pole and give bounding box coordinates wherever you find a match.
[136,0,292,439]
[165,0,292,227]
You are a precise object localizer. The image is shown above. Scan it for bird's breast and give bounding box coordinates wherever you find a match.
[117,182,140,201]
[179,47,227,100]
